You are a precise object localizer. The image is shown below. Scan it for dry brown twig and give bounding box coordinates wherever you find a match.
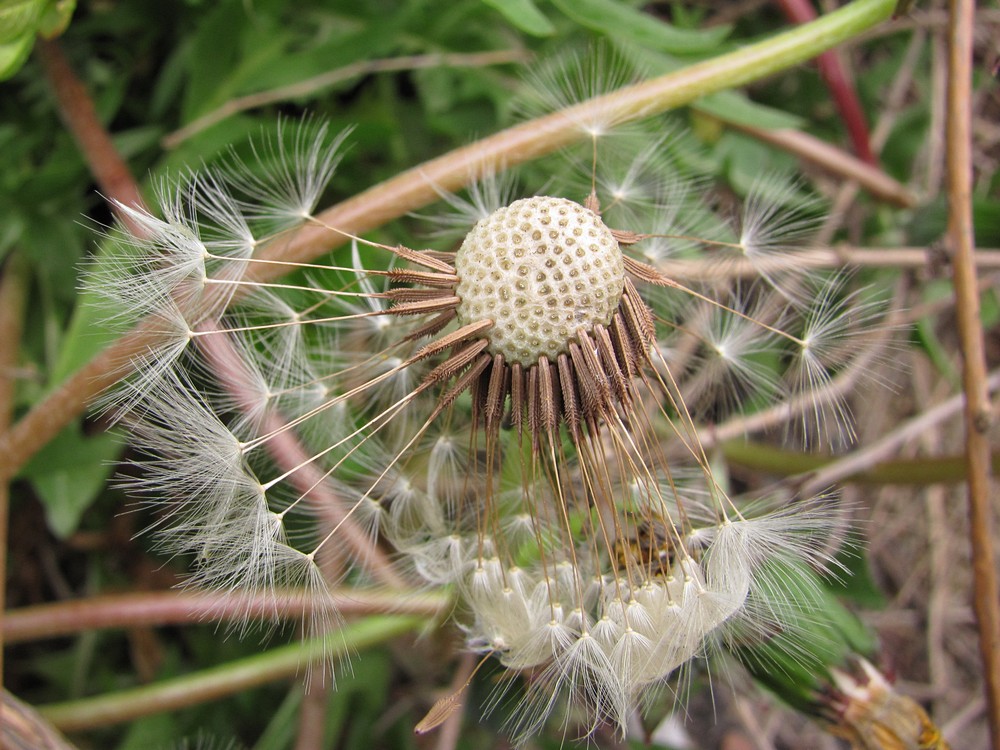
[1,691,78,750]
[727,121,916,206]
[945,0,1000,744]
[35,40,148,230]
[3,590,448,644]
[0,255,28,735]
[798,368,1000,497]
[817,19,926,245]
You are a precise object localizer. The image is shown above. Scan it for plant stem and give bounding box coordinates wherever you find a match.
[654,247,1000,280]
[194,322,408,588]
[723,121,913,206]
[777,0,876,164]
[2,691,78,750]
[254,0,899,271]
[35,40,148,227]
[797,368,1000,497]
[945,0,1000,744]
[0,0,899,482]
[0,254,28,728]
[3,589,448,644]
[37,615,426,732]
[723,442,1000,485]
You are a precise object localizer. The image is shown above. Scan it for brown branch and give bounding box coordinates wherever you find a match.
[35,39,147,225]
[777,0,876,164]
[945,0,1000,744]
[34,38,398,592]
[195,322,407,589]
[653,246,1000,281]
[797,369,1000,497]
[0,254,28,730]
[3,590,448,644]
[816,20,925,244]
[294,670,331,750]
[726,122,915,206]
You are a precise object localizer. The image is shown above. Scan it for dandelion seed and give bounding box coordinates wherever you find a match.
[515,43,639,141]
[94,102,889,741]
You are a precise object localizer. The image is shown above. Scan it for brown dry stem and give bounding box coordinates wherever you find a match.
[35,40,148,226]
[945,0,1000,744]
[3,590,448,644]
[1,691,78,750]
[0,254,28,729]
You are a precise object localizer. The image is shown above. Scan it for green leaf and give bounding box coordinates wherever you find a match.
[732,560,876,715]
[0,32,34,80]
[37,0,74,37]
[713,131,799,195]
[235,18,400,95]
[0,0,44,43]
[0,0,74,79]
[550,0,730,55]
[481,0,554,36]
[252,686,302,750]
[624,46,804,130]
[116,713,180,750]
[695,88,804,130]
[19,421,122,538]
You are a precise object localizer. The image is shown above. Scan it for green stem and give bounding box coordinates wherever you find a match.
[37,615,425,732]
[723,441,1000,485]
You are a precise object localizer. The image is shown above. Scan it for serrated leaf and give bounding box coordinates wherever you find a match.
[550,0,729,55]
[481,0,554,36]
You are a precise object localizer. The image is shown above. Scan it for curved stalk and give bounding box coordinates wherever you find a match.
[3,589,449,644]
[37,615,426,732]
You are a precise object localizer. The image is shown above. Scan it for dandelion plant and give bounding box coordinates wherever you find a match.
[87,46,898,740]
[7,0,988,747]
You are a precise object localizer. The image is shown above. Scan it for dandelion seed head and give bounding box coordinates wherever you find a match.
[454,196,625,366]
[92,101,896,743]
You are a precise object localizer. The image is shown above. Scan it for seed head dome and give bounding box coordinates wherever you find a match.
[454,196,625,366]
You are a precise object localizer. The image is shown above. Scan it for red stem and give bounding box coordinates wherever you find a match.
[776,0,877,165]
[194,322,408,589]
